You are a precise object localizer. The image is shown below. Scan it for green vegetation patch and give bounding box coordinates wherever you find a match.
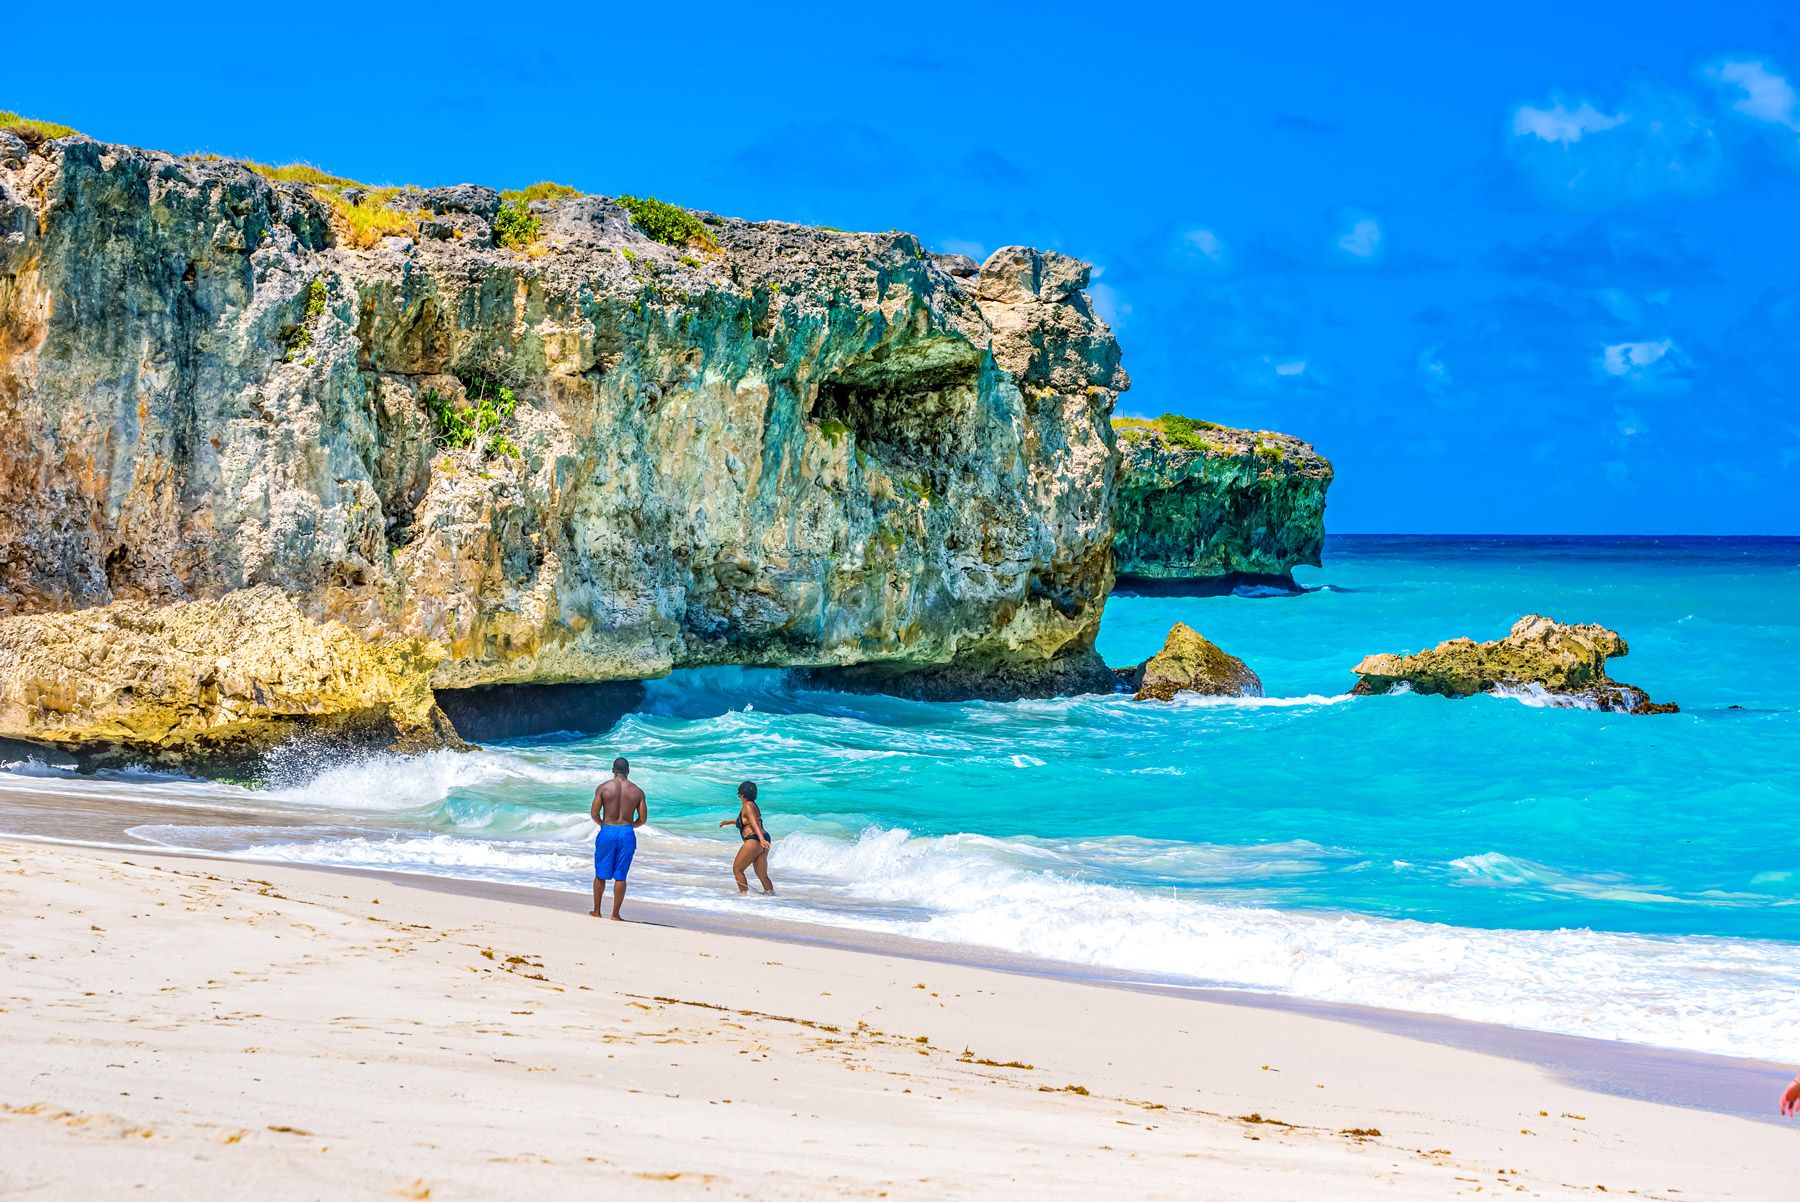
[248,161,367,189]
[618,194,717,251]
[427,376,522,460]
[493,199,542,251]
[277,277,330,358]
[1113,413,1227,451]
[501,181,581,203]
[315,188,422,248]
[0,110,80,142]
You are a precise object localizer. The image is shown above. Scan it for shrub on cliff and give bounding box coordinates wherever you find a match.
[493,199,542,250]
[426,377,522,460]
[617,195,716,251]
[0,110,80,143]
[277,277,330,358]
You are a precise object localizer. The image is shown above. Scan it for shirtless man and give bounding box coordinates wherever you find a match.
[589,757,647,921]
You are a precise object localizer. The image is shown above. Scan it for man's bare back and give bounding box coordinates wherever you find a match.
[592,777,645,825]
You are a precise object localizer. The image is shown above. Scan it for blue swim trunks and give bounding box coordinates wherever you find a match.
[594,824,637,881]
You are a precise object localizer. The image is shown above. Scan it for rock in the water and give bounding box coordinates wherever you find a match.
[0,136,1131,763]
[1351,615,1677,714]
[1128,622,1263,701]
[0,587,460,772]
[1114,415,1331,587]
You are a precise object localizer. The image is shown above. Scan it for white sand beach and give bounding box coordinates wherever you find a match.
[1,838,1793,1200]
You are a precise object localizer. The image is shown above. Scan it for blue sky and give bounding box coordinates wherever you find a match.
[9,1,1799,533]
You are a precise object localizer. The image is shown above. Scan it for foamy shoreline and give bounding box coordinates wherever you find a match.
[6,764,1798,1068]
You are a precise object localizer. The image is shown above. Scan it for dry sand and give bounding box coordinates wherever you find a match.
[1,838,1794,1200]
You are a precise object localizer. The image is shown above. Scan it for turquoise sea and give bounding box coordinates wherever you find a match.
[7,536,1799,1062]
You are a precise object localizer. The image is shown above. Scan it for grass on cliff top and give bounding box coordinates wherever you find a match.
[246,160,369,189]
[0,110,80,142]
[314,188,424,249]
[501,181,581,203]
[1114,414,1225,450]
[618,194,718,251]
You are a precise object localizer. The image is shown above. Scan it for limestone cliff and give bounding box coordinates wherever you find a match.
[1113,415,1330,588]
[0,132,1126,763]
[0,587,458,771]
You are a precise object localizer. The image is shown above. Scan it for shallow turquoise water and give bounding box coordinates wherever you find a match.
[11,536,1799,1059]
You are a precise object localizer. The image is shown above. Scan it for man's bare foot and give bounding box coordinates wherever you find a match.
[609,914,623,922]
[588,909,602,917]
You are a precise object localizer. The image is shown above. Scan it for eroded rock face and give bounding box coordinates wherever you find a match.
[0,587,457,770]
[1351,615,1677,714]
[1126,622,1263,702]
[0,136,1129,761]
[1114,418,1331,587]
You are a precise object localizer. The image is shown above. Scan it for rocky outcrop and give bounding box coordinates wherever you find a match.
[1113,416,1330,589]
[0,134,1128,763]
[0,586,458,771]
[1123,622,1263,701]
[1351,615,1677,714]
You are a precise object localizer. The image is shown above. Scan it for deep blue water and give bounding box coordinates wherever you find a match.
[9,535,1798,1059]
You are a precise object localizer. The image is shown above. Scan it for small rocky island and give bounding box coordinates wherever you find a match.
[1113,415,1332,591]
[1351,615,1678,714]
[1123,622,1263,701]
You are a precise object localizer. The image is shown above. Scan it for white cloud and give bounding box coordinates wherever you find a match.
[1336,217,1382,258]
[1419,352,1450,386]
[1089,282,1128,326]
[1512,100,1629,143]
[1601,339,1673,376]
[1182,228,1224,260]
[1708,59,1800,130]
[1274,359,1307,376]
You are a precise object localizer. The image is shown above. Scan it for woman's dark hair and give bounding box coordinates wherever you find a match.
[738,780,757,801]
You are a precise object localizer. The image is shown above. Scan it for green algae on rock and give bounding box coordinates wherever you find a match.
[1126,622,1263,702]
[1351,615,1678,714]
[0,133,1128,764]
[1114,415,1331,588]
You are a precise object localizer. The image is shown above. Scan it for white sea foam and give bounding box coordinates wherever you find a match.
[198,816,1800,1063]
[1165,691,1356,709]
[1490,683,1600,711]
[764,827,1800,1062]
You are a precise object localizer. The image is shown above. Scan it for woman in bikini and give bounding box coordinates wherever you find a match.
[718,780,774,895]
